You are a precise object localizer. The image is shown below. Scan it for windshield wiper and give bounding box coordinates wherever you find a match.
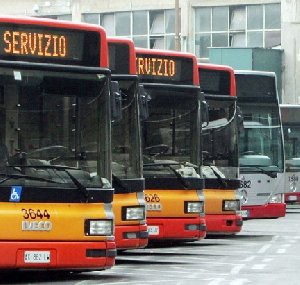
[204,165,228,188]
[241,166,277,178]
[0,173,64,185]
[112,174,131,192]
[64,170,89,202]
[144,161,190,189]
[5,165,90,202]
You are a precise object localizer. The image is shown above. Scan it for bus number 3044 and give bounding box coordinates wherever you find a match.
[22,209,51,219]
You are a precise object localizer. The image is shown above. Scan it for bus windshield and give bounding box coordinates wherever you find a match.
[238,104,284,172]
[283,125,300,170]
[202,97,238,180]
[142,87,200,177]
[0,66,109,188]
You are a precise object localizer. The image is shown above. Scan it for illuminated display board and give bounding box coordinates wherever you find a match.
[0,24,100,66]
[108,42,130,74]
[136,54,194,85]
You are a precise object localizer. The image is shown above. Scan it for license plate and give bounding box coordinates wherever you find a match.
[288,195,298,201]
[237,210,248,218]
[147,226,159,236]
[24,251,50,263]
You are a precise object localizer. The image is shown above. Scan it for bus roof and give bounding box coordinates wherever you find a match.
[280,104,300,124]
[107,37,136,75]
[234,69,276,78]
[198,63,236,96]
[198,62,234,73]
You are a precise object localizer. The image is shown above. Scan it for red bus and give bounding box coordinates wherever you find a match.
[107,37,148,250]
[198,63,243,234]
[0,16,116,270]
[136,48,206,241]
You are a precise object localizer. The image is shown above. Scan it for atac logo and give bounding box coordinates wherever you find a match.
[239,176,251,189]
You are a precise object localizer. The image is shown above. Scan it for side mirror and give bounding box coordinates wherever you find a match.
[201,100,209,127]
[110,81,122,122]
[138,85,150,120]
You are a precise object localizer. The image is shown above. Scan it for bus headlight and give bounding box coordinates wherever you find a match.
[122,206,145,220]
[184,201,204,214]
[85,219,113,236]
[289,181,297,192]
[223,200,240,211]
[269,193,284,203]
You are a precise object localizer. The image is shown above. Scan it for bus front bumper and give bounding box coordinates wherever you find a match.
[0,241,116,270]
[146,217,206,241]
[205,214,243,235]
[241,203,286,219]
[115,224,149,250]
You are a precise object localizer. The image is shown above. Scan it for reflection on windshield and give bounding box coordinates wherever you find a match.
[0,67,109,188]
[111,81,141,179]
[142,88,200,177]
[202,98,238,179]
[283,125,300,169]
[238,104,284,171]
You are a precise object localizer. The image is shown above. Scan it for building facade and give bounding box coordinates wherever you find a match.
[1,0,299,103]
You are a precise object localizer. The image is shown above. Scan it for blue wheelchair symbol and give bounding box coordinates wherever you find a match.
[9,186,22,202]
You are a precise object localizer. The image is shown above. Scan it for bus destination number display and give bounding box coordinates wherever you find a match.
[137,56,177,79]
[136,55,193,85]
[0,26,86,63]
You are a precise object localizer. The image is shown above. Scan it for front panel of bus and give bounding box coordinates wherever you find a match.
[108,40,148,250]
[236,72,286,219]
[199,66,242,234]
[280,105,300,203]
[137,51,206,241]
[0,17,116,270]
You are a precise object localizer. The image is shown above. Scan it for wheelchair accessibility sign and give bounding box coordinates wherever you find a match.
[9,186,23,202]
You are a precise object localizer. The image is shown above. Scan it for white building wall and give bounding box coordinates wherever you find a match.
[281,0,300,104]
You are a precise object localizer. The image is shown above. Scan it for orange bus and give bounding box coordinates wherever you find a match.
[0,16,116,270]
[136,48,206,241]
[198,63,243,234]
[107,37,148,250]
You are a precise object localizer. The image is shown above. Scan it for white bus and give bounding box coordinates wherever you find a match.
[280,104,300,204]
[236,70,286,219]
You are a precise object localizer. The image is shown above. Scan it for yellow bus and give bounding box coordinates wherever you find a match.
[108,37,148,250]
[199,63,243,234]
[0,16,116,270]
[136,48,206,241]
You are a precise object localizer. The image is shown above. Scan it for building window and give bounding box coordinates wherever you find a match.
[133,11,148,35]
[100,13,115,36]
[212,7,228,31]
[194,3,281,58]
[265,4,281,29]
[82,13,100,25]
[247,5,263,30]
[115,12,131,36]
[82,10,176,50]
